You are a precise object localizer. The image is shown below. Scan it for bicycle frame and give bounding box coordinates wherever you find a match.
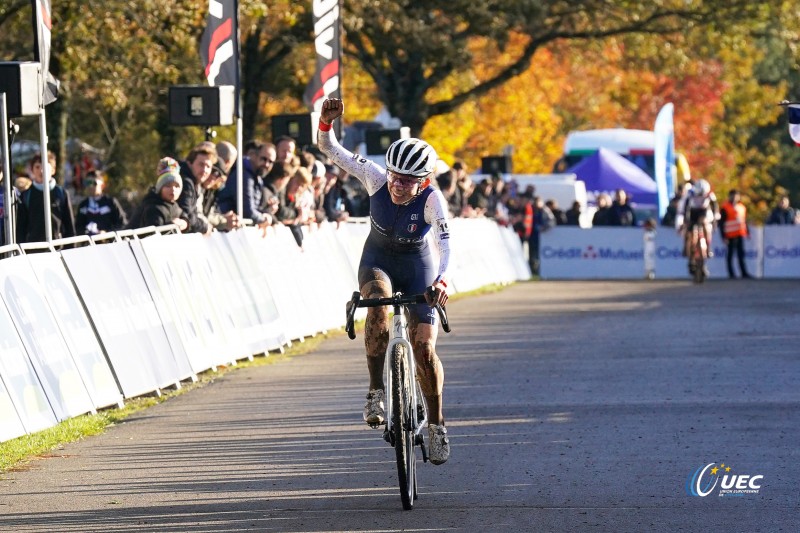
[383,303,426,439]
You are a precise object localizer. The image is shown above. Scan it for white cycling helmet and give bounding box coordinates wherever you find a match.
[385,138,438,177]
[694,179,711,196]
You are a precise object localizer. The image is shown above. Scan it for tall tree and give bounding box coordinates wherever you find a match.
[341,0,781,136]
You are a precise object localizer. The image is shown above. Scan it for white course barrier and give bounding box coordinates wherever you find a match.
[540,226,775,280]
[0,218,526,443]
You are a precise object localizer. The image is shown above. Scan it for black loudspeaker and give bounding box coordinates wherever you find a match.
[0,62,42,117]
[481,155,512,175]
[271,114,318,147]
[365,129,404,155]
[168,85,234,126]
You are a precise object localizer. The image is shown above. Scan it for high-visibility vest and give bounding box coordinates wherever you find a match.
[721,201,747,238]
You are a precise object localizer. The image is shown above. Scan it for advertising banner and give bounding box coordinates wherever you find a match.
[28,253,123,409]
[128,239,195,380]
[762,226,800,278]
[0,376,26,442]
[61,242,183,397]
[0,298,56,435]
[651,228,763,279]
[0,255,95,420]
[541,227,645,279]
[206,231,265,357]
[138,234,237,370]
[222,229,286,351]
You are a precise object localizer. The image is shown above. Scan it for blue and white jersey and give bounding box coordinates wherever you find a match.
[318,128,450,282]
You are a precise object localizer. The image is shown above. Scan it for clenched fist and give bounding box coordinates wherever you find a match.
[320,98,344,125]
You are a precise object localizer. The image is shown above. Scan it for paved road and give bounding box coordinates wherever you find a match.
[1,280,798,532]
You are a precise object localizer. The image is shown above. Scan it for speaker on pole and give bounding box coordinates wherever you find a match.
[481,155,512,175]
[0,62,42,118]
[168,85,235,126]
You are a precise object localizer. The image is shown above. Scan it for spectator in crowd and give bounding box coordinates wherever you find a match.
[16,151,76,243]
[216,140,274,235]
[273,135,298,167]
[546,199,567,225]
[309,160,328,225]
[339,171,370,216]
[565,200,582,226]
[509,192,533,244]
[661,182,690,227]
[436,160,466,217]
[592,193,612,226]
[277,166,313,248]
[0,170,17,246]
[177,144,217,235]
[75,170,128,236]
[136,157,188,232]
[203,163,241,231]
[466,179,492,217]
[766,195,796,225]
[528,196,555,276]
[262,160,295,226]
[719,189,751,279]
[322,164,350,225]
[608,188,636,226]
[215,141,238,174]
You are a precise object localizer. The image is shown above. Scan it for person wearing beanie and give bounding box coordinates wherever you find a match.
[133,164,188,231]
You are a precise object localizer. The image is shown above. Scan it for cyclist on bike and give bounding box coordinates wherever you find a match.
[318,97,451,465]
[675,178,718,272]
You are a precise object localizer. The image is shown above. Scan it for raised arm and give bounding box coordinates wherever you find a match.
[317,98,386,195]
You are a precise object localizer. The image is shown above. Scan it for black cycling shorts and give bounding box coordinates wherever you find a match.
[358,244,437,325]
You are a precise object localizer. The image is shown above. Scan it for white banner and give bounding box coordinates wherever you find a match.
[0,299,56,435]
[28,253,123,409]
[0,255,95,420]
[540,227,645,279]
[762,226,800,278]
[62,243,183,397]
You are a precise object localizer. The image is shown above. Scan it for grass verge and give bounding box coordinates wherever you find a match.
[0,282,509,474]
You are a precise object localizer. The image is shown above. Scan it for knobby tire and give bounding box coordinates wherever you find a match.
[391,344,415,510]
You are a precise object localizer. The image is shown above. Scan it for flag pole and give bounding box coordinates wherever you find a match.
[38,106,53,242]
[234,0,244,221]
[1,93,14,245]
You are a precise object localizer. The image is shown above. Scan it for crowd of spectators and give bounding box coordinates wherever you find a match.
[2,139,797,259]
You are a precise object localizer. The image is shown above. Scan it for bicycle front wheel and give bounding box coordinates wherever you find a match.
[391,343,415,510]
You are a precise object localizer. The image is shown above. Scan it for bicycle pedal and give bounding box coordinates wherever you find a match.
[420,441,429,463]
[383,428,393,446]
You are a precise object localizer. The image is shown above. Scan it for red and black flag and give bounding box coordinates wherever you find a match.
[31,0,59,106]
[200,0,240,110]
[303,0,341,112]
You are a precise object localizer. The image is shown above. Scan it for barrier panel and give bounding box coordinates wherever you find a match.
[61,242,186,397]
[541,226,767,280]
[139,233,248,367]
[27,253,123,410]
[763,226,800,278]
[0,375,26,442]
[128,237,197,380]
[0,292,57,436]
[0,217,528,444]
[220,229,287,351]
[0,254,96,420]
[651,227,763,279]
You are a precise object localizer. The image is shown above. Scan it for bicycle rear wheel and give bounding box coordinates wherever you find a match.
[391,343,415,510]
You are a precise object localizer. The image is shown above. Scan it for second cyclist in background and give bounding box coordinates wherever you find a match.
[675,179,719,272]
[318,97,452,465]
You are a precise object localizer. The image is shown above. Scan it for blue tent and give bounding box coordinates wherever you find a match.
[566,147,658,207]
